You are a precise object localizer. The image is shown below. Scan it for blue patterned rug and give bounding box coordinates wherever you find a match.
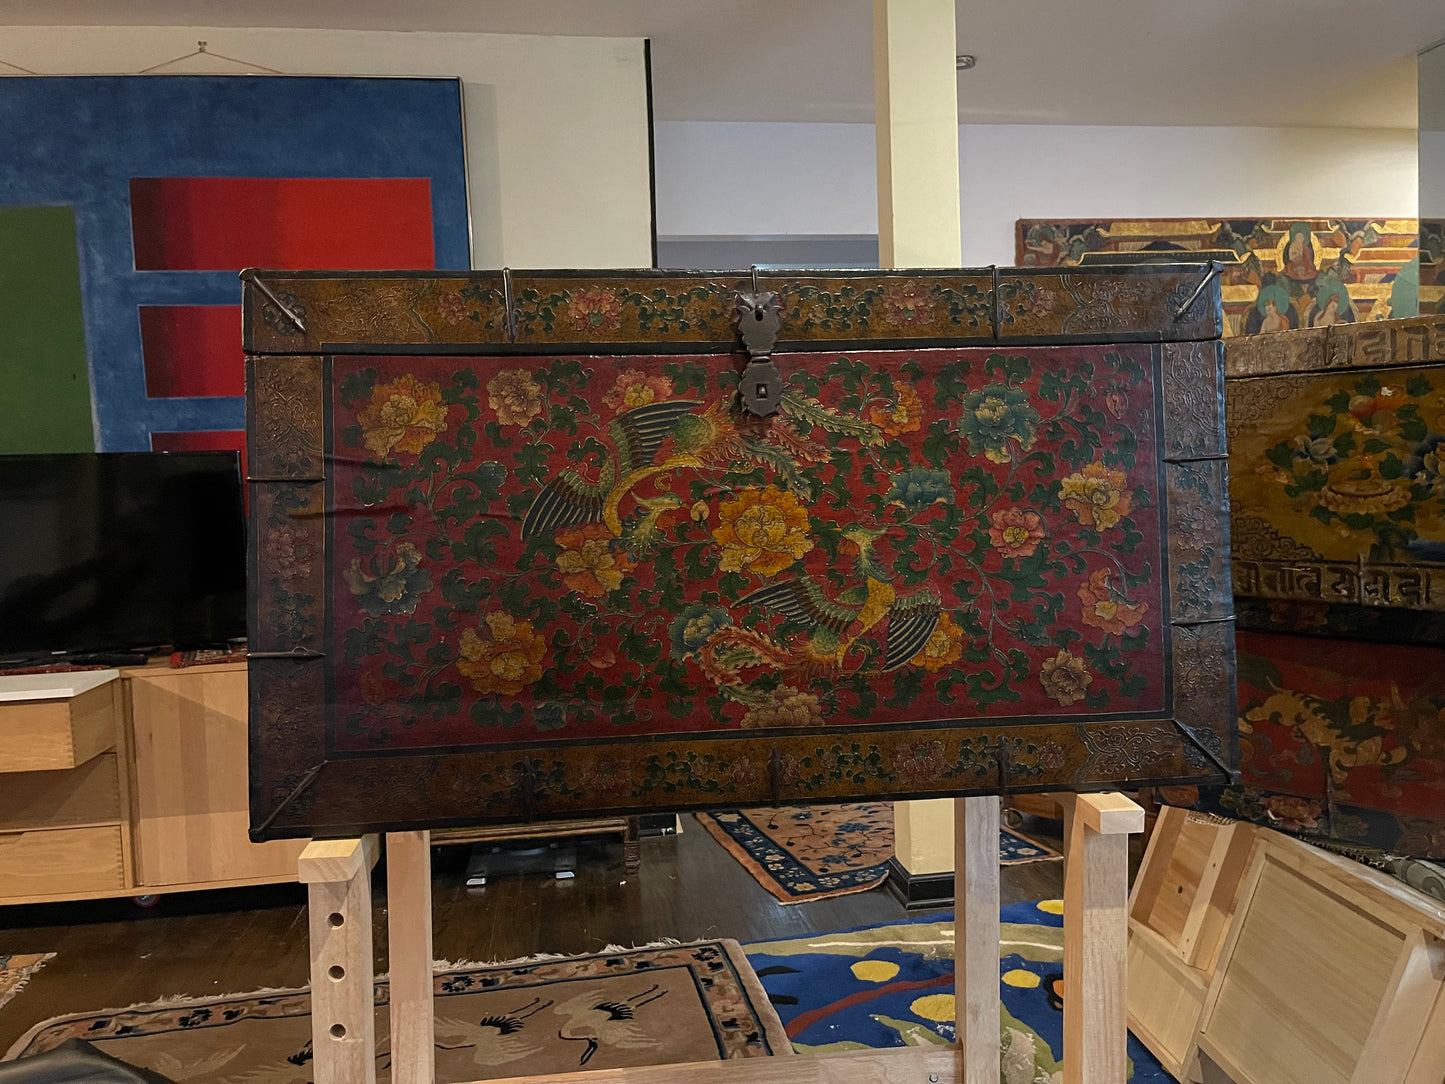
[696,803,1059,903]
[745,901,1173,1082]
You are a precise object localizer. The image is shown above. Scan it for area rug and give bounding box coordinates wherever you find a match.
[745,902,1173,1083]
[4,941,789,1081]
[0,953,54,1011]
[696,803,1060,904]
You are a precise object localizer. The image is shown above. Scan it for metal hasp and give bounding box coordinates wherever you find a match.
[735,289,783,417]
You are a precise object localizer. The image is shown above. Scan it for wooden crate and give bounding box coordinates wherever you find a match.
[1126,806,1257,1080]
[1196,832,1445,1084]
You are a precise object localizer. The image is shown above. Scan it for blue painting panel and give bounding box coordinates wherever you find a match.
[0,76,470,450]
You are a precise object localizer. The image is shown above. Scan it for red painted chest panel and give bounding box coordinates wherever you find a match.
[245,268,1233,839]
[323,346,1165,754]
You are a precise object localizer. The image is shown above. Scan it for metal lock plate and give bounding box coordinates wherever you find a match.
[739,358,784,416]
[735,289,784,418]
[738,294,782,355]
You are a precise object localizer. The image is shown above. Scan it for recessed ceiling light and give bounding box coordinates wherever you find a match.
[956,54,976,70]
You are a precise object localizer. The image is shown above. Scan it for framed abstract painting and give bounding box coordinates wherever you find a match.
[0,75,470,456]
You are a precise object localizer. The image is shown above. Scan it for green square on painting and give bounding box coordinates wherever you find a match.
[0,206,93,453]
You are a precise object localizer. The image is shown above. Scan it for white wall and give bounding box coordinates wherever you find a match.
[1422,43,1445,219]
[1,27,654,269]
[655,121,1420,266]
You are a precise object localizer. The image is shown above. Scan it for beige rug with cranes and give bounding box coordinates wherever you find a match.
[3,940,788,1081]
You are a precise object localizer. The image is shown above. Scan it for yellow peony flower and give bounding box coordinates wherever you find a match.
[357,374,449,459]
[457,612,546,696]
[712,487,813,576]
[1058,461,1133,531]
[912,611,964,671]
[554,523,633,597]
[1039,649,1092,706]
[740,685,826,728]
[486,368,544,427]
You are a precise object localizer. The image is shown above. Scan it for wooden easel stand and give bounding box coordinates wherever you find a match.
[298,791,1142,1084]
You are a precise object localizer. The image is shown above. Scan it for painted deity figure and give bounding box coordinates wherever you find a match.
[1282,223,1318,282]
[1245,281,1297,335]
[1306,279,1356,328]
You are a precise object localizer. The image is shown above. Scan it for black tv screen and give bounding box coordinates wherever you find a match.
[0,452,246,657]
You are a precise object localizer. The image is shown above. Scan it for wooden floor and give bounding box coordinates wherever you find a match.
[0,814,1077,1055]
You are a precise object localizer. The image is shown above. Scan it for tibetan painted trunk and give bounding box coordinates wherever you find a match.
[1176,314,1445,858]
[244,267,1234,839]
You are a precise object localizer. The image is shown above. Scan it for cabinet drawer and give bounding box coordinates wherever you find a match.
[0,684,116,772]
[0,825,126,895]
[0,754,121,830]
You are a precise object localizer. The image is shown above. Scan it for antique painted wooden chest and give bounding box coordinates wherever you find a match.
[243,266,1234,839]
[1181,314,1445,857]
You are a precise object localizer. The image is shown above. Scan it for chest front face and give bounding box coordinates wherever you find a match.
[246,270,1233,838]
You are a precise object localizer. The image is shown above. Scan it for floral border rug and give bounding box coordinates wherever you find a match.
[4,942,788,1081]
[0,953,54,1012]
[745,901,1173,1083]
[696,802,1060,904]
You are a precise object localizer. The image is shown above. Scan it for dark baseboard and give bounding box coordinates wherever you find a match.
[885,855,954,910]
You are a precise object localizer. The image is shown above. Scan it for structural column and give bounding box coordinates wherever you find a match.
[873,0,962,269]
[874,3,990,1079]
[873,0,969,902]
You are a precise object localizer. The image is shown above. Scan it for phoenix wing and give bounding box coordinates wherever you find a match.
[521,399,702,539]
[880,590,942,672]
[737,577,860,635]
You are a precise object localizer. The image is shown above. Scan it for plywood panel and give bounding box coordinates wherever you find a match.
[0,753,120,830]
[1126,927,1207,1080]
[1201,855,1406,1084]
[129,667,306,886]
[0,825,125,895]
[1145,820,1211,944]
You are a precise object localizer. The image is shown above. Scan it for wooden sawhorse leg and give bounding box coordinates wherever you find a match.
[955,795,1001,1084]
[299,836,380,1084]
[1062,793,1146,1084]
[386,831,436,1084]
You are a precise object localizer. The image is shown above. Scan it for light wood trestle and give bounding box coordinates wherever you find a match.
[297,791,1143,1084]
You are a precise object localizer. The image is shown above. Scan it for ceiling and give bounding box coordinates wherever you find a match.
[4,0,1443,128]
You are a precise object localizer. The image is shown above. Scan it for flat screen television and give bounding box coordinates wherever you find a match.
[0,451,246,660]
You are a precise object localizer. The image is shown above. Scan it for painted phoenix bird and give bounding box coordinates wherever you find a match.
[706,524,943,677]
[520,399,705,541]
[520,391,846,543]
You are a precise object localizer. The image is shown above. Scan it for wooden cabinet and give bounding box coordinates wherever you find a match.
[0,662,308,906]
[0,671,130,902]
[127,664,308,887]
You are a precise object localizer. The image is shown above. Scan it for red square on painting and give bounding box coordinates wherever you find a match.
[130,177,436,271]
[141,306,243,398]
